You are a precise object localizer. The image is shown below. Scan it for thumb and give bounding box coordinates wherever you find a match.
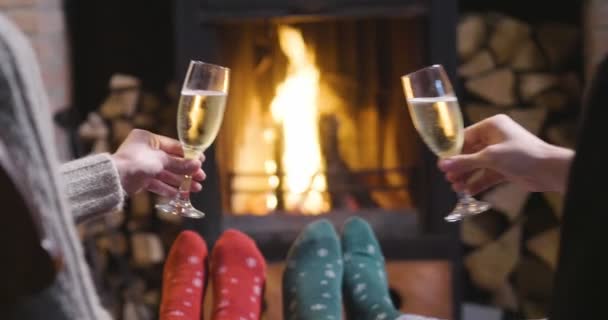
[438,151,490,176]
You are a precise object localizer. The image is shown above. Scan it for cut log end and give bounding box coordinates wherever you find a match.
[458,14,488,60]
[519,74,560,102]
[489,16,531,65]
[510,38,547,71]
[465,69,516,106]
[459,50,496,78]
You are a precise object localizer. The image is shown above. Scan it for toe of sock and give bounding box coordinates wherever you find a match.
[342,217,381,255]
[288,219,340,260]
[164,230,207,274]
[211,229,266,273]
[303,219,338,240]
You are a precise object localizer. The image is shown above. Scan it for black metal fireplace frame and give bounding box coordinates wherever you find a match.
[175,1,461,318]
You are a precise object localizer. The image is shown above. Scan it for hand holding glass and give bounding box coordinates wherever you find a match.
[402,65,490,222]
[156,60,230,218]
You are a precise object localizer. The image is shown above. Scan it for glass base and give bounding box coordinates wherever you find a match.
[444,197,491,222]
[155,199,205,219]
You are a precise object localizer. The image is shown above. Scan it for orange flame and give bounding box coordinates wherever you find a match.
[270,25,329,214]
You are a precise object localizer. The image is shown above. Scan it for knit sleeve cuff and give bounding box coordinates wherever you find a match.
[60,153,125,222]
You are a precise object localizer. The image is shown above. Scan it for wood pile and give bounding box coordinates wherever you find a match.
[458,13,582,318]
[76,74,181,319]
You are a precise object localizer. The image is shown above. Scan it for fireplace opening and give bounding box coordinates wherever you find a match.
[215,17,427,217]
[177,2,461,318]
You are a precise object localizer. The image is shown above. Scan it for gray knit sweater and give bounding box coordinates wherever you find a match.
[0,14,123,319]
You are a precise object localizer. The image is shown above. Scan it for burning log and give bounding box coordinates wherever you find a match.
[318,115,375,209]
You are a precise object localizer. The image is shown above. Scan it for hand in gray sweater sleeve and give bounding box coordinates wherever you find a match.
[60,153,125,221]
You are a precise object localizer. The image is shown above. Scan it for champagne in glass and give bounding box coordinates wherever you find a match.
[407,96,463,158]
[177,89,227,158]
[156,61,230,218]
[402,65,490,222]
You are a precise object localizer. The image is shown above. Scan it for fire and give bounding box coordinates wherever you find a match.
[269,25,329,214]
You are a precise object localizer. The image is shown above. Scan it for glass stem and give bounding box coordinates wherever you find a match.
[178,175,193,202]
[457,191,474,204]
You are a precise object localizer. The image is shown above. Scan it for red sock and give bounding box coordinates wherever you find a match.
[210,229,266,320]
[160,230,208,320]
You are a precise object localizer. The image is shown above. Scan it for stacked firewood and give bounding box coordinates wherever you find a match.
[457,13,581,318]
[77,74,181,319]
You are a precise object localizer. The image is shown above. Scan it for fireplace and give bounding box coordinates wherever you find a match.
[177,1,461,318]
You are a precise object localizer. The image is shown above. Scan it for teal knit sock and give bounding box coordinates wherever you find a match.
[342,217,401,320]
[282,219,343,320]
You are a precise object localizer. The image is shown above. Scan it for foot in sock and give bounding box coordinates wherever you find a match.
[211,229,267,320]
[159,230,208,320]
[342,217,401,320]
[283,219,343,320]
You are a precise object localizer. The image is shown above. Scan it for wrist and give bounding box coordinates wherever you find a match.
[110,153,130,193]
[541,144,575,194]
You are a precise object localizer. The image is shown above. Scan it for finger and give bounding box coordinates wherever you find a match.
[446,170,476,184]
[461,115,506,154]
[461,121,489,155]
[462,141,486,156]
[199,153,206,163]
[438,151,489,176]
[191,182,202,192]
[162,154,201,175]
[451,181,466,193]
[156,170,186,187]
[154,134,185,157]
[147,179,178,198]
[192,169,206,182]
[466,170,505,195]
[156,170,204,191]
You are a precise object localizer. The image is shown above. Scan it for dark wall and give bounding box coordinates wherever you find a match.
[460,0,581,24]
[65,0,174,120]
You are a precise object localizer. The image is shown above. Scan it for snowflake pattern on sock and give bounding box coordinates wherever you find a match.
[159,231,207,320]
[283,219,343,320]
[341,217,402,320]
[211,229,266,320]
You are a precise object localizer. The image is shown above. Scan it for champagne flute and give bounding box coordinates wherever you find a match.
[401,64,490,222]
[156,60,230,218]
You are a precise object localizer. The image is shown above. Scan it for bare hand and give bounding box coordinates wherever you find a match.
[111,129,206,197]
[438,114,574,195]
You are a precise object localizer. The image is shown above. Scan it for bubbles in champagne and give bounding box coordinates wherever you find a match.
[177,89,227,154]
[407,96,464,158]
